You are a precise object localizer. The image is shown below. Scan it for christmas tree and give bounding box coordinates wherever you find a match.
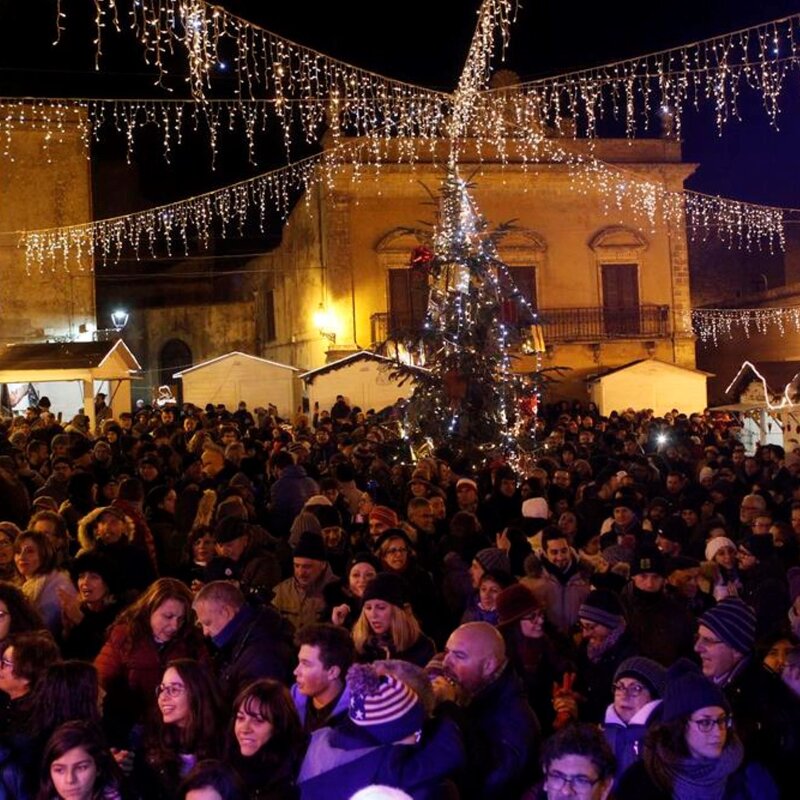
[390,169,551,465]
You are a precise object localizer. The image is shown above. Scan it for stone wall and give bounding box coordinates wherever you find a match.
[0,108,95,342]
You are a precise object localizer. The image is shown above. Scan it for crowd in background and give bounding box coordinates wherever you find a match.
[0,392,798,799]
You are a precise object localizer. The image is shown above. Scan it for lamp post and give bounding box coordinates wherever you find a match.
[313,304,336,344]
[110,309,129,332]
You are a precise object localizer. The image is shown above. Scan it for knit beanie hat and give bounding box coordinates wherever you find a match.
[614,656,667,699]
[522,497,549,519]
[346,551,380,576]
[69,551,120,596]
[475,547,511,575]
[699,598,756,655]
[345,664,426,744]
[496,583,540,627]
[578,589,625,630]
[740,534,774,561]
[705,536,736,562]
[630,544,666,577]
[293,531,327,562]
[656,516,689,545]
[665,555,700,575]
[661,658,730,722]
[362,572,407,608]
[369,506,399,529]
[313,505,343,529]
[304,495,333,508]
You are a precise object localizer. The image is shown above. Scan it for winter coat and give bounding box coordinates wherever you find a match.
[455,662,541,799]
[112,498,159,571]
[358,633,436,669]
[619,584,696,666]
[210,603,296,701]
[532,557,591,634]
[739,560,790,640]
[601,699,662,781]
[94,622,206,745]
[0,739,26,800]
[322,580,362,629]
[298,714,465,800]
[61,600,123,661]
[272,564,339,632]
[269,466,319,537]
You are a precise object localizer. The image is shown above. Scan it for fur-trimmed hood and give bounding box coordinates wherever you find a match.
[77,506,136,552]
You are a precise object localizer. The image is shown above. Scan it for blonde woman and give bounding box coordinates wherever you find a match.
[352,573,434,667]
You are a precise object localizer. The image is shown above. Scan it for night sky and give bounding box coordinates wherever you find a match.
[2,1,800,220]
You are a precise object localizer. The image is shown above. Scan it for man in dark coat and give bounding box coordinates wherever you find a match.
[193,581,295,701]
[268,449,319,538]
[440,621,540,800]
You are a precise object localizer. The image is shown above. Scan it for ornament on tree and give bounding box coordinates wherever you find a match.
[409,245,434,274]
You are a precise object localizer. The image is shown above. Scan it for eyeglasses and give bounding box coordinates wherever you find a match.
[695,634,724,647]
[688,714,732,733]
[545,770,600,794]
[155,683,186,699]
[0,657,13,670]
[386,547,408,555]
[0,541,13,549]
[613,682,647,697]
[579,621,598,632]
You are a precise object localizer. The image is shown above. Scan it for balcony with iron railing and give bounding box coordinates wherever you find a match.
[370,304,670,347]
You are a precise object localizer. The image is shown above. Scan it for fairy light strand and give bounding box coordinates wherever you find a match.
[692,307,800,345]
[482,14,800,138]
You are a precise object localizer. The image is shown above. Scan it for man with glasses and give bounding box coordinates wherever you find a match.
[538,723,615,800]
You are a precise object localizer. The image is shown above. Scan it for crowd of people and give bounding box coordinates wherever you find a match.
[0,393,798,799]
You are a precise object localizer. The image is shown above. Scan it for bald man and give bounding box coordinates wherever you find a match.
[441,622,540,799]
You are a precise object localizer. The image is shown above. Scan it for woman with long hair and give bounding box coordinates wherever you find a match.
[616,660,778,799]
[178,760,244,800]
[14,530,76,639]
[227,679,305,800]
[351,574,435,667]
[94,578,206,747]
[136,659,225,799]
[36,720,123,800]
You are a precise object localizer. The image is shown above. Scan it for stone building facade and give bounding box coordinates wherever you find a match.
[246,135,698,403]
[0,107,96,343]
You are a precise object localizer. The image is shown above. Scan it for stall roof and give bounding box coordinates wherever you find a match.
[585,358,714,383]
[300,350,398,383]
[173,351,300,378]
[0,339,141,382]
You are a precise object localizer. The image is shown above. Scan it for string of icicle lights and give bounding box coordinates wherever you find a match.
[692,307,800,345]
[15,132,792,273]
[483,13,800,138]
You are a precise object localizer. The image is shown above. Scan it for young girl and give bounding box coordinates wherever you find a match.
[37,721,123,800]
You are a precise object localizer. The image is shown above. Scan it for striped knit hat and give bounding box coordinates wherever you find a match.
[578,589,625,630]
[346,664,425,743]
[368,506,399,530]
[699,597,756,655]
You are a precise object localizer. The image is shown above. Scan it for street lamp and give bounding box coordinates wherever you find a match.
[313,304,336,344]
[110,309,129,331]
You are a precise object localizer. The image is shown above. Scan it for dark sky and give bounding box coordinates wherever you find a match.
[2,1,800,211]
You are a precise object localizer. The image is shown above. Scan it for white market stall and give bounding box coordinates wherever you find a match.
[302,350,414,414]
[712,360,800,453]
[173,351,301,418]
[0,339,141,430]
[587,358,711,417]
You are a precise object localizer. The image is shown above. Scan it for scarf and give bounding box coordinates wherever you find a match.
[21,573,50,605]
[587,622,626,663]
[655,738,743,800]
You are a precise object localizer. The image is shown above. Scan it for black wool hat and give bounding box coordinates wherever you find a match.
[656,516,689,544]
[661,658,730,722]
[361,572,407,607]
[614,656,668,699]
[578,588,625,629]
[374,528,415,553]
[69,551,120,596]
[630,544,666,577]
[293,531,327,562]
[214,516,249,544]
[313,505,343,529]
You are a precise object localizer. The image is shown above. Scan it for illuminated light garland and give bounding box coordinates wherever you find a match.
[450,0,518,142]
[17,132,429,272]
[11,131,793,273]
[691,306,800,345]
[74,0,451,105]
[482,13,800,138]
[0,95,449,166]
[724,360,800,410]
